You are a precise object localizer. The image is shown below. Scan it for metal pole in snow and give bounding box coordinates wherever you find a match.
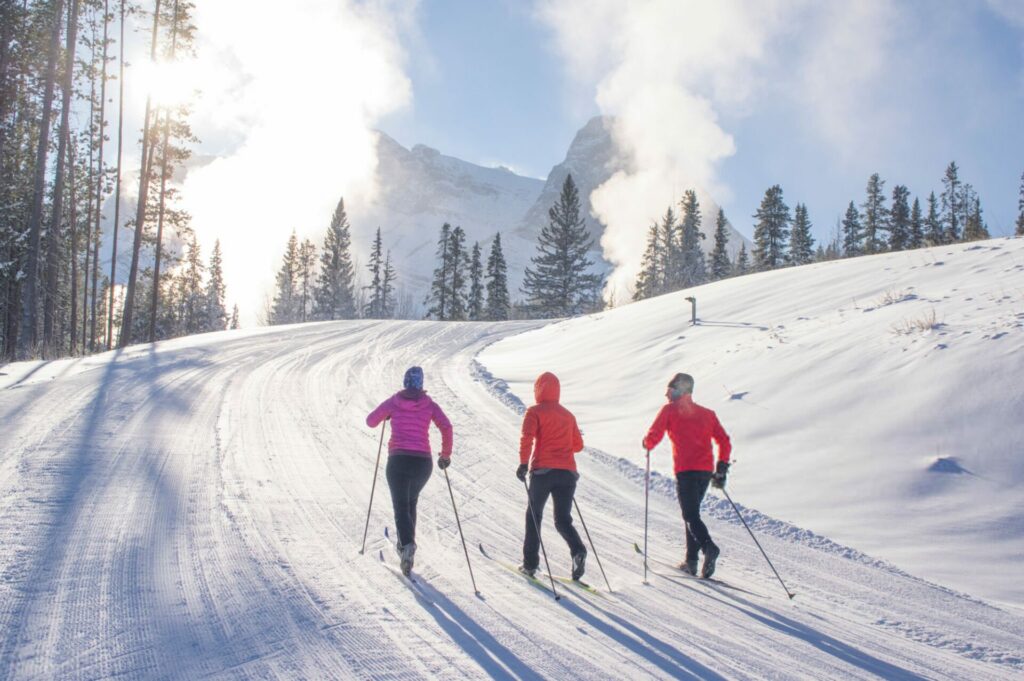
[359,422,387,554]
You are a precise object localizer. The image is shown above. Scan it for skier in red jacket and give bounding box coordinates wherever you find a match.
[643,372,731,578]
[517,372,588,580]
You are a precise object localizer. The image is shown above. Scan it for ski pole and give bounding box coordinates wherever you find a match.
[359,421,387,555]
[443,467,480,596]
[721,486,796,599]
[643,449,650,584]
[573,498,612,592]
[523,478,560,600]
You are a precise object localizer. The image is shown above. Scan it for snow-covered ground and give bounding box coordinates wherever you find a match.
[0,238,1022,679]
[481,236,1024,610]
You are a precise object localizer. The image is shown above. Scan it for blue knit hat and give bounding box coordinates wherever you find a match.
[404,366,424,390]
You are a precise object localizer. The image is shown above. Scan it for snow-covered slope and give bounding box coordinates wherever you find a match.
[480,236,1024,609]
[1,257,1022,677]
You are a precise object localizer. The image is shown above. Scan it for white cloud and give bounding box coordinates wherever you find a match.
[180,0,415,324]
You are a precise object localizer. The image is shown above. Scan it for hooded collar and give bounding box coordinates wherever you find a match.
[534,372,560,404]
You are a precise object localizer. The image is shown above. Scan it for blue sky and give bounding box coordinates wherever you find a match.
[381,0,1024,243]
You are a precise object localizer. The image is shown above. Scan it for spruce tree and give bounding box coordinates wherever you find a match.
[425,223,452,320]
[521,174,600,317]
[752,185,790,270]
[204,239,228,331]
[229,305,240,330]
[271,230,300,324]
[658,206,681,290]
[789,203,815,266]
[181,233,205,334]
[925,192,943,245]
[909,198,924,249]
[312,197,356,320]
[468,242,484,321]
[940,161,962,244]
[889,185,911,251]
[734,243,750,276]
[709,209,732,281]
[297,238,316,322]
[862,173,888,254]
[679,190,706,287]
[963,196,989,241]
[381,250,396,318]
[1016,171,1024,236]
[364,227,385,319]
[447,225,469,321]
[634,222,663,299]
[485,233,510,321]
[842,201,863,257]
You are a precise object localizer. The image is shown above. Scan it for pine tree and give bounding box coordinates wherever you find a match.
[925,192,943,245]
[962,196,988,241]
[1016,171,1024,237]
[204,239,227,331]
[842,201,863,257]
[312,197,356,320]
[940,161,962,244]
[658,206,681,290]
[425,223,452,320]
[271,231,300,324]
[908,197,924,249]
[381,250,396,319]
[297,238,316,322]
[180,233,204,334]
[364,227,385,319]
[468,241,484,321]
[708,209,731,281]
[446,225,469,321]
[679,190,706,287]
[229,304,239,329]
[634,222,663,299]
[861,173,888,254]
[485,232,510,321]
[789,203,815,266]
[752,185,791,270]
[889,185,911,251]
[521,174,600,317]
[733,243,750,276]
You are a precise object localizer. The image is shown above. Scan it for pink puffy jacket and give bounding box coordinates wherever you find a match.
[366,389,453,458]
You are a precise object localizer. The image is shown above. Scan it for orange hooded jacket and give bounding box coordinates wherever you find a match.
[519,372,584,472]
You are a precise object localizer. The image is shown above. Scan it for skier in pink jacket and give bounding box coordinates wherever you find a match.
[366,366,453,574]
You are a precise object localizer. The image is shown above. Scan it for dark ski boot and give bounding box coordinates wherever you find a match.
[701,541,720,579]
[571,549,587,581]
[518,564,537,578]
[678,559,699,576]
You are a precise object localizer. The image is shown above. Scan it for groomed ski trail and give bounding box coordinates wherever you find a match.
[0,320,1021,679]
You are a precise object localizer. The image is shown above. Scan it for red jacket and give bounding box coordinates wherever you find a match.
[519,373,584,471]
[643,394,731,473]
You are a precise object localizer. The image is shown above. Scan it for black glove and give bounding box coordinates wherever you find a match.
[516,464,529,482]
[711,460,730,489]
[437,456,451,470]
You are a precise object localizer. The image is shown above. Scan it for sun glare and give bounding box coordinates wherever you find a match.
[132,59,202,109]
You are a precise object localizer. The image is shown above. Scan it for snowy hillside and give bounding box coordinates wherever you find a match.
[480,236,1024,609]
[1,241,1022,678]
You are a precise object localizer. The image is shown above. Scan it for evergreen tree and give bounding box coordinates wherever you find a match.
[861,173,888,254]
[229,304,240,330]
[364,227,385,319]
[634,222,664,299]
[908,197,924,249]
[940,161,962,244]
[204,239,227,331]
[708,209,732,281]
[181,233,205,335]
[521,174,600,317]
[425,223,452,320]
[468,241,484,321]
[733,242,750,276]
[447,225,469,321]
[297,238,316,322]
[789,203,815,265]
[658,206,681,291]
[889,185,911,251]
[1017,171,1024,237]
[925,192,943,245]
[963,196,989,241]
[485,232,510,321]
[842,201,863,257]
[312,197,356,320]
[381,250,396,318]
[271,230,300,324]
[679,190,706,287]
[752,185,791,270]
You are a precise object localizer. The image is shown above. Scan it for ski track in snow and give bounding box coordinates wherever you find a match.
[0,316,1022,679]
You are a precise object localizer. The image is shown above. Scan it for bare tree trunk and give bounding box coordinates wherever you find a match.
[90,0,109,352]
[68,129,79,354]
[17,0,66,359]
[81,20,96,354]
[106,0,125,349]
[120,0,162,348]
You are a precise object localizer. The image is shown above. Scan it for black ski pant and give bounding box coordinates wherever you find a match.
[522,470,586,570]
[386,453,433,548]
[676,470,714,562]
